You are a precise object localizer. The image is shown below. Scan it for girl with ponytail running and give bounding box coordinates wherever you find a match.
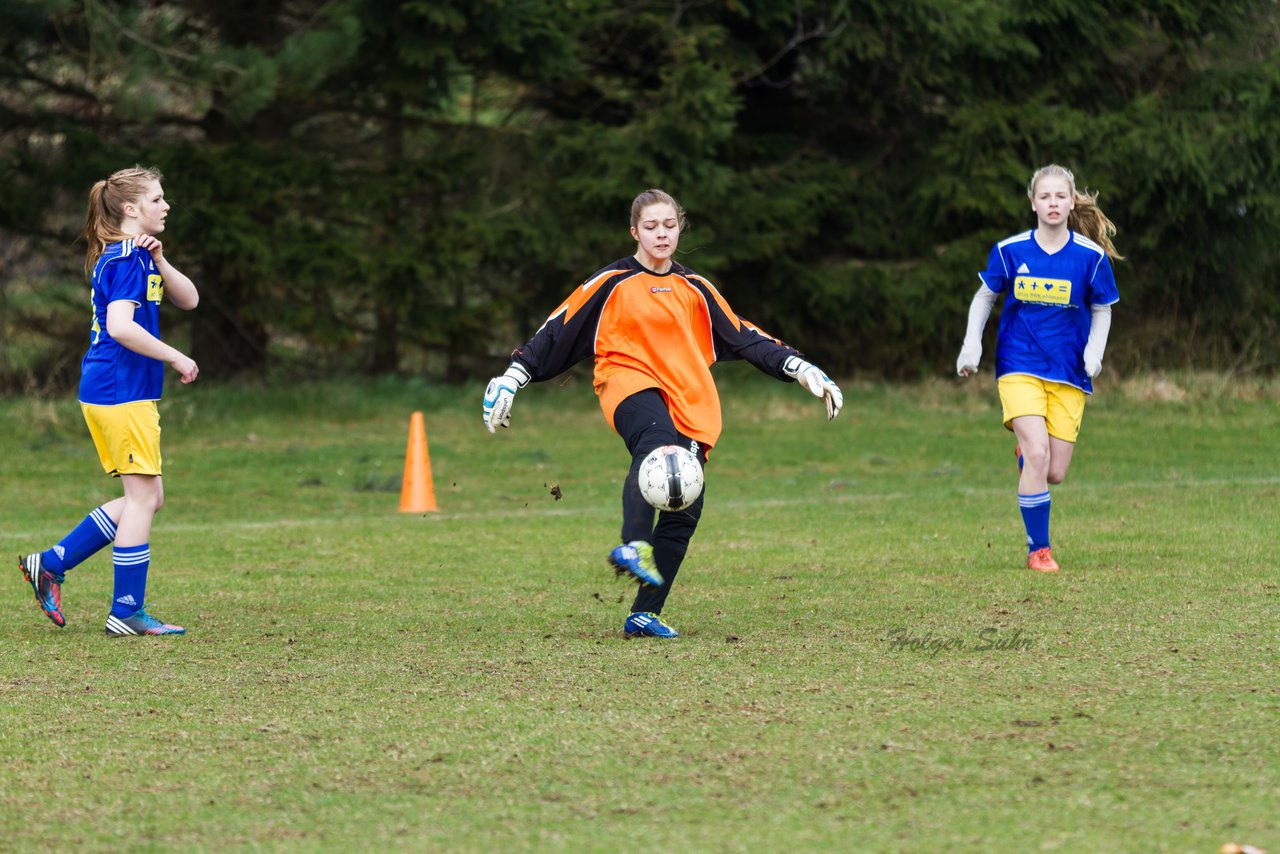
[956,164,1122,573]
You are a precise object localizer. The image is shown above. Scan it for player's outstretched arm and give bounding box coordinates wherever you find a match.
[957,285,998,377]
[783,355,843,420]
[482,362,531,433]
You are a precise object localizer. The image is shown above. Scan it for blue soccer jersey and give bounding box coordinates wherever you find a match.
[79,239,165,405]
[979,230,1119,394]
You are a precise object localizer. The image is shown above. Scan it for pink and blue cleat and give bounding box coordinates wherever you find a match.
[105,609,185,637]
[19,553,65,627]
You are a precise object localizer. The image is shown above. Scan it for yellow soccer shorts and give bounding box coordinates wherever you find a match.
[997,374,1086,443]
[81,400,163,477]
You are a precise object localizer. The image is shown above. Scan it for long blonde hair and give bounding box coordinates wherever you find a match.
[82,165,163,277]
[1027,164,1123,261]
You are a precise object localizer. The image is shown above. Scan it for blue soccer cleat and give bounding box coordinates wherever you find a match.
[105,609,186,637]
[19,553,65,628]
[624,611,680,639]
[608,541,664,587]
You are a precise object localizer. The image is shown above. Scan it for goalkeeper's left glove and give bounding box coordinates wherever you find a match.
[482,363,531,433]
[783,356,843,420]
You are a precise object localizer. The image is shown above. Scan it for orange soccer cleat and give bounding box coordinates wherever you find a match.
[1027,547,1060,573]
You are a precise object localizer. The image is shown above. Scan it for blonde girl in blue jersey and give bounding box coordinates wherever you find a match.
[19,166,199,636]
[956,164,1121,573]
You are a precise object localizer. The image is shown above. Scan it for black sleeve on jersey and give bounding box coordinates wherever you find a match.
[686,273,801,381]
[510,266,627,383]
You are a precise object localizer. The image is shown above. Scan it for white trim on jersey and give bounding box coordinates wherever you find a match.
[93,240,131,278]
[536,304,568,335]
[537,266,635,334]
[579,267,616,293]
[997,230,1034,249]
[1071,233,1105,256]
[1070,233,1111,288]
[993,231,1033,279]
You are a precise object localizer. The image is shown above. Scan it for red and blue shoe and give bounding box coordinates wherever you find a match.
[19,553,65,627]
[608,541,664,587]
[624,611,680,638]
[105,609,185,637]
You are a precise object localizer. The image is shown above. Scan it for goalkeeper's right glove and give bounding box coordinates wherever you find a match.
[482,363,531,433]
[783,356,843,420]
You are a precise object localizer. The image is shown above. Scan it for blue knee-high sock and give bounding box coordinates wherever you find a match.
[42,506,118,575]
[1018,491,1051,552]
[111,544,150,617]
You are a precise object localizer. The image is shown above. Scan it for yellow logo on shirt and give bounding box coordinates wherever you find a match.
[147,274,164,304]
[1014,275,1071,306]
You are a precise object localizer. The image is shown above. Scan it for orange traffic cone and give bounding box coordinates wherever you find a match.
[399,411,438,512]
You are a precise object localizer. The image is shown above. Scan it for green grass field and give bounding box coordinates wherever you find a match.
[1,369,1276,852]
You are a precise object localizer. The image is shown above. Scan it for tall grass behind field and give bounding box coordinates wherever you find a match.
[1,370,1277,852]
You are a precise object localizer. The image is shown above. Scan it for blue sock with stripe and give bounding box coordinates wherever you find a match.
[111,544,150,617]
[42,506,118,576]
[1018,491,1051,552]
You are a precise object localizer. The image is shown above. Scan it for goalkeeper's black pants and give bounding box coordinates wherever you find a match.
[613,389,707,616]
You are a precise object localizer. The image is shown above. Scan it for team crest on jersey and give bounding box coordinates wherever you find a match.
[1014,275,1071,306]
[650,286,672,294]
[147,274,164,303]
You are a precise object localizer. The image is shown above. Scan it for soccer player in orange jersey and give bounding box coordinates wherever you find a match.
[483,189,842,638]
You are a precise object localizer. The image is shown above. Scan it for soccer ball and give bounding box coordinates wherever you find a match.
[637,445,704,511]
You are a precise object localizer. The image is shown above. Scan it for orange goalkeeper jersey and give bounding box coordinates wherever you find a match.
[511,256,801,450]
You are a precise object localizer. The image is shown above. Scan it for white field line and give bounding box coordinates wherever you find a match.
[4,474,1277,539]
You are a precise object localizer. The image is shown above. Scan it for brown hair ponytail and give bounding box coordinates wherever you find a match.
[82,165,163,278]
[1068,190,1124,261]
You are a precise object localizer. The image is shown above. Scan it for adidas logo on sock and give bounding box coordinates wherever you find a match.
[53,545,66,559]
[115,594,138,607]
[1017,262,1030,274]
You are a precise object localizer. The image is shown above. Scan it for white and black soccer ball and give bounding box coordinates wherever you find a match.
[637,445,704,512]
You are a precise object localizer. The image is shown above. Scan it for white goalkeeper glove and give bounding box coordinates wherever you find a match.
[482,363,531,433]
[783,356,843,420]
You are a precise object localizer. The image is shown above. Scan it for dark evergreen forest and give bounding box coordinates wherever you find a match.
[2,0,1277,389]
